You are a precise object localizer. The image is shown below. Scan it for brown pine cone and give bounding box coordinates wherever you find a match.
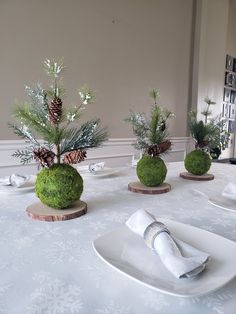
[147,144,161,157]
[63,150,87,164]
[159,140,171,153]
[48,97,63,124]
[195,140,209,149]
[33,147,55,167]
[147,140,171,157]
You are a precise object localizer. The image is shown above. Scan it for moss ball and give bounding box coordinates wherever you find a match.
[185,150,211,175]
[136,155,167,187]
[35,163,83,209]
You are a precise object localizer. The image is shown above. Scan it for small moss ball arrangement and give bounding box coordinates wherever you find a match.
[184,150,211,175]
[137,155,167,186]
[126,89,174,189]
[183,98,222,177]
[10,59,108,209]
[36,164,83,208]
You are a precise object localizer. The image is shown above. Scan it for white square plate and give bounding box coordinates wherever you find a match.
[77,166,120,178]
[93,219,236,297]
[209,195,236,212]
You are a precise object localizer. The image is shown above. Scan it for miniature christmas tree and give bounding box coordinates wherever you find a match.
[9,59,108,167]
[9,59,108,208]
[184,97,227,175]
[126,90,174,187]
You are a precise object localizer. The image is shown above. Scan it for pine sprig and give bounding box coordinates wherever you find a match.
[126,91,174,155]
[10,58,108,166]
[43,59,65,77]
[125,112,149,150]
[8,123,40,146]
[60,120,108,155]
[13,103,53,139]
[12,149,34,164]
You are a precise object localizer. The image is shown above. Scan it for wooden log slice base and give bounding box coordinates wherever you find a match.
[26,200,87,222]
[128,181,171,194]
[179,172,214,181]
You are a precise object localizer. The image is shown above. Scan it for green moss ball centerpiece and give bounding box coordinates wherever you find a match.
[137,155,167,186]
[181,98,220,180]
[36,164,83,208]
[10,59,108,214]
[185,150,211,175]
[126,89,174,193]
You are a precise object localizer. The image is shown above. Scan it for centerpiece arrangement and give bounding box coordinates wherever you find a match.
[126,89,174,194]
[10,59,108,220]
[180,97,228,181]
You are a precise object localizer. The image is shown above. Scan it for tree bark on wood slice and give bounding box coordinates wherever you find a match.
[128,181,171,194]
[26,200,87,221]
[179,172,214,181]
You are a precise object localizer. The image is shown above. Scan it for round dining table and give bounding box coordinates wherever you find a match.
[0,161,236,314]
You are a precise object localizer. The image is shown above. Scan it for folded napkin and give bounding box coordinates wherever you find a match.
[89,162,105,174]
[222,183,236,200]
[126,210,210,279]
[0,174,35,188]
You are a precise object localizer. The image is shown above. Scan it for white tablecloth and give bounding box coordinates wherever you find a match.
[1,162,236,314]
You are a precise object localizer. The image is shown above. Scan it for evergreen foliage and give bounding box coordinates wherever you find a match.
[10,59,108,166]
[189,97,229,153]
[125,89,174,154]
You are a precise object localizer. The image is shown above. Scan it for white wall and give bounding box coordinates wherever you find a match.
[0,0,194,141]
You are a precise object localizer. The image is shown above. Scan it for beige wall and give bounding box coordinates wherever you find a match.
[227,0,236,56]
[0,0,193,140]
[194,0,229,117]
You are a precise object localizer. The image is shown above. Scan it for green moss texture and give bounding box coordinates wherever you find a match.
[35,164,83,209]
[136,155,167,187]
[185,150,211,175]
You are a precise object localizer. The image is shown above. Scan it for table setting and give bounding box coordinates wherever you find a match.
[1,161,236,313]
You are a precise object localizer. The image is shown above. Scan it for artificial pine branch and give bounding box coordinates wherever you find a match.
[12,149,34,164]
[126,90,174,155]
[60,120,108,155]
[10,59,108,166]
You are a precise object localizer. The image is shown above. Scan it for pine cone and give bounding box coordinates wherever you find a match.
[63,150,87,164]
[159,140,171,153]
[195,140,209,149]
[147,140,171,157]
[33,147,55,167]
[48,97,63,124]
[147,144,161,157]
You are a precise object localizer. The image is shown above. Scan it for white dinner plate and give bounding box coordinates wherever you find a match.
[77,167,120,178]
[0,184,35,194]
[208,195,236,212]
[93,219,236,297]
[0,175,36,195]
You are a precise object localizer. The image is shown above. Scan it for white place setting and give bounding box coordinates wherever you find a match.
[1,161,236,313]
[208,182,236,212]
[77,162,121,178]
[0,173,36,194]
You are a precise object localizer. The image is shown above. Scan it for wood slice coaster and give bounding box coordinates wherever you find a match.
[26,200,87,222]
[128,181,171,194]
[179,172,214,181]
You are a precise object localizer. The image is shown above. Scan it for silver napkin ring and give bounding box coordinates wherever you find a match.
[143,221,170,249]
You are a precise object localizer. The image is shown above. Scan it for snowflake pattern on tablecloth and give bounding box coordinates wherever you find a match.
[27,272,83,314]
[1,162,236,314]
[44,240,87,264]
[0,284,11,314]
[95,301,130,314]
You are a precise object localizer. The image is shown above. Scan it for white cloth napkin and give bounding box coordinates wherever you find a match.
[89,162,105,174]
[126,210,210,279]
[0,174,35,188]
[222,183,236,200]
